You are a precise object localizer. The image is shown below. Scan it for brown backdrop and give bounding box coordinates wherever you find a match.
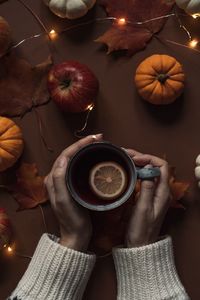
[0,1,200,299]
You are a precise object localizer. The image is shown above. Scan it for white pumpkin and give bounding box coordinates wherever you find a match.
[176,0,200,15]
[195,154,200,187]
[43,0,96,19]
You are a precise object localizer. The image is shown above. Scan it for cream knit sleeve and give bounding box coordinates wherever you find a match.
[9,233,96,300]
[113,237,190,300]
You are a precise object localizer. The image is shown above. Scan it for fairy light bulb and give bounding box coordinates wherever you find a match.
[117,18,126,26]
[49,29,57,40]
[7,246,13,253]
[87,104,94,111]
[189,39,198,48]
[192,14,198,19]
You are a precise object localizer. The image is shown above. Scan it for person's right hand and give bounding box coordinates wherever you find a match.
[45,134,103,252]
[125,149,170,248]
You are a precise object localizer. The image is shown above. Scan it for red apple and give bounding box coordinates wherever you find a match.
[47,61,99,113]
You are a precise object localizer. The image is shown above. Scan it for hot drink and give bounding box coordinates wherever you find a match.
[66,142,160,211]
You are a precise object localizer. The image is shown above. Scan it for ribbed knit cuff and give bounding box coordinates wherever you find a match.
[113,237,190,300]
[10,234,96,300]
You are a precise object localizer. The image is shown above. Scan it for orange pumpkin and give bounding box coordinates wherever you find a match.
[135,54,185,105]
[0,16,11,57]
[0,117,24,172]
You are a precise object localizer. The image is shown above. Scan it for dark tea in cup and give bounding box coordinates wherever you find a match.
[66,142,160,211]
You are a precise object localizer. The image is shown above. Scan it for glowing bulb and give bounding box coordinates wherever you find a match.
[192,14,198,19]
[87,104,94,111]
[7,246,13,253]
[49,29,57,40]
[189,39,198,48]
[117,18,126,26]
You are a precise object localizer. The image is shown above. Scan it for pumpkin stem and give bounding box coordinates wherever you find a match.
[157,73,169,84]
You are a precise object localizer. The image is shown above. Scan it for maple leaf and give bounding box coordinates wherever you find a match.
[9,163,48,211]
[169,167,190,209]
[96,0,174,55]
[0,54,52,117]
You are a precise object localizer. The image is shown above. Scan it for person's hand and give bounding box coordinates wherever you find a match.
[125,149,170,248]
[45,134,103,251]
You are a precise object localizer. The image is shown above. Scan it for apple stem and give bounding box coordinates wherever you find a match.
[60,79,71,89]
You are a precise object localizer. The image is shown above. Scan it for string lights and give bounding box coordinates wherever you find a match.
[75,103,94,137]
[49,29,58,40]
[1,1,200,260]
[189,38,198,48]
[117,17,127,26]
[7,246,13,253]
[5,244,32,259]
[7,11,200,136]
[1,204,47,260]
[10,12,200,55]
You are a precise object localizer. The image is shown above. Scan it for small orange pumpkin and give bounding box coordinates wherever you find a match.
[0,16,11,57]
[135,54,185,105]
[0,117,24,172]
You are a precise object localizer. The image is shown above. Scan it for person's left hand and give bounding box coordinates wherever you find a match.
[125,149,170,248]
[45,134,103,251]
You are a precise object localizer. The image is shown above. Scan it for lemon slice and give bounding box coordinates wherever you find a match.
[89,161,127,200]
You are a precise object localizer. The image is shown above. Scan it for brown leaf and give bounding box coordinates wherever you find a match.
[0,54,52,117]
[9,163,48,211]
[169,167,190,208]
[95,0,174,55]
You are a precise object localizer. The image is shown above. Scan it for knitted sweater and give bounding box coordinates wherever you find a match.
[9,234,189,300]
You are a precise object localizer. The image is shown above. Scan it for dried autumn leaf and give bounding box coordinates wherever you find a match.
[169,167,190,208]
[0,53,52,117]
[96,0,174,55]
[9,163,48,211]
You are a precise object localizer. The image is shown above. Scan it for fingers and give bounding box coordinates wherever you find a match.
[134,154,170,215]
[52,156,68,196]
[46,156,71,210]
[45,134,103,207]
[45,173,55,207]
[137,165,156,209]
[62,134,103,160]
[125,149,169,188]
[50,134,103,177]
[49,133,103,182]
[125,149,143,158]
[133,154,166,168]
[139,180,155,207]
[130,153,169,216]
[133,154,169,183]
[44,157,69,207]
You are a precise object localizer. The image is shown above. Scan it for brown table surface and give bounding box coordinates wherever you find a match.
[1,1,200,299]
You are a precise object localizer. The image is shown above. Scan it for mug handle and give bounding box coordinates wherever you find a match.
[136,167,160,180]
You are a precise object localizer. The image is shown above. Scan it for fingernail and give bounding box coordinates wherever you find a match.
[92,133,103,140]
[144,164,153,168]
[58,156,67,167]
